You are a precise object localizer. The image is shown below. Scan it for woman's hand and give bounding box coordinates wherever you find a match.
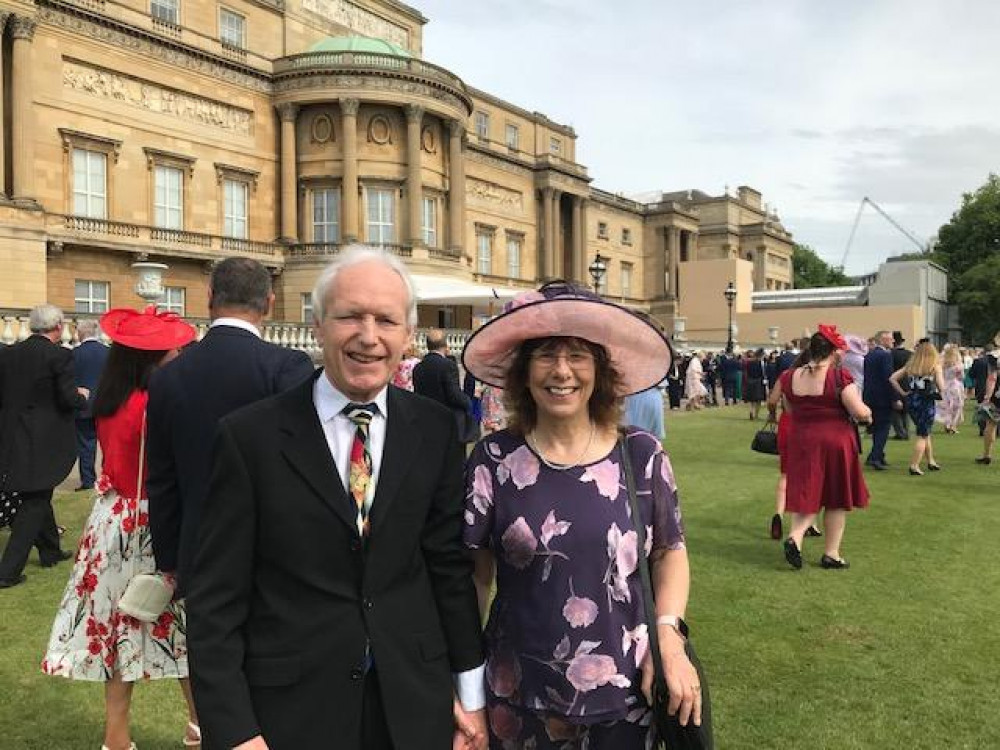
[640,628,702,727]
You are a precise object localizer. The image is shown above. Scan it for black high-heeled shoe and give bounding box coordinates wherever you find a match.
[770,514,783,540]
[783,538,802,570]
[909,467,923,476]
[927,463,941,471]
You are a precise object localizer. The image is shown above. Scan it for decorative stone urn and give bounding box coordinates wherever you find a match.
[132,262,168,304]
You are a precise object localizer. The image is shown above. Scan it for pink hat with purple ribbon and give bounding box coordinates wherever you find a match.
[461,281,672,396]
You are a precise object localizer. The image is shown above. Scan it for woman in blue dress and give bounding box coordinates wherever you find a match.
[890,340,946,475]
[461,282,701,749]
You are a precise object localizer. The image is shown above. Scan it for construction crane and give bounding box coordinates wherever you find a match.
[839,196,929,271]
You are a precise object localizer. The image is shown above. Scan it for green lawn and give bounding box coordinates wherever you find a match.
[1,404,998,749]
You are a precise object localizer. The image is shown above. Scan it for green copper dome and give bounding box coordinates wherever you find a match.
[307,35,411,57]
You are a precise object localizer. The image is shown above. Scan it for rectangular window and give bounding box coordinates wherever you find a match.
[154,165,183,229]
[151,0,179,24]
[313,188,340,242]
[505,123,519,150]
[506,235,522,279]
[160,286,185,315]
[550,136,561,155]
[475,111,490,140]
[223,179,248,238]
[219,7,245,47]
[476,230,493,275]
[74,280,109,314]
[597,221,609,239]
[621,262,633,298]
[422,196,437,247]
[622,227,632,245]
[366,187,395,244]
[301,292,313,323]
[72,149,107,219]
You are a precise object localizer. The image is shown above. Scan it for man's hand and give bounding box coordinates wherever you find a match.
[892,400,904,411]
[234,736,269,750]
[453,699,487,750]
[77,386,90,399]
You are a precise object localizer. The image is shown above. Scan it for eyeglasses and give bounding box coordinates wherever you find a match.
[530,351,595,368]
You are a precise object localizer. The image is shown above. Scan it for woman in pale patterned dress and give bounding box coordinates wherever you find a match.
[937,345,966,434]
[392,344,421,391]
[461,282,702,749]
[684,353,708,410]
[42,307,201,750]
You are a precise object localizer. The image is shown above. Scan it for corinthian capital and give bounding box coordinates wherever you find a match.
[340,98,360,117]
[10,15,37,41]
[276,103,299,123]
[404,104,425,124]
[446,118,467,137]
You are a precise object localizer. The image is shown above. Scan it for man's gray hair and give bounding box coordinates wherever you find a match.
[76,318,99,340]
[311,245,418,327]
[29,304,64,333]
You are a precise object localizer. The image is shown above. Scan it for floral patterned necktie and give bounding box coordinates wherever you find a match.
[343,403,376,537]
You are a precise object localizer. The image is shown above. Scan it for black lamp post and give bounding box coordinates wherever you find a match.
[724,281,737,353]
[588,252,608,293]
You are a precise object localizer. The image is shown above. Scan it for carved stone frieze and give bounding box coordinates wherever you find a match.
[421,126,436,154]
[300,0,409,50]
[311,114,334,143]
[11,15,37,40]
[63,60,254,136]
[38,6,271,93]
[367,114,392,145]
[465,148,532,178]
[274,75,467,115]
[466,178,524,216]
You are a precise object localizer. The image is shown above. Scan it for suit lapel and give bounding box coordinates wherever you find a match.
[279,373,359,534]
[369,387,419,534]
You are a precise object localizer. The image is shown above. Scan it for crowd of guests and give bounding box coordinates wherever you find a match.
[2,248,996,749]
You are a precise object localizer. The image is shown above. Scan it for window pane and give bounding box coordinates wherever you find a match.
[477,233,491,274]
[507,238,521,278]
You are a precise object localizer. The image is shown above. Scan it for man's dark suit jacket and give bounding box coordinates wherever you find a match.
[774,350,797,379]
[892,346,912,372]
[72,339,109,420]
[862,347,895,410]
[146,325,314,594]
[412,351,471,440]
[186,372,483,750]
[971,354,990,402]
[0,335,86,492]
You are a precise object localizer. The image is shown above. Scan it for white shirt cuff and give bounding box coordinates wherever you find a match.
[452,664,486,711]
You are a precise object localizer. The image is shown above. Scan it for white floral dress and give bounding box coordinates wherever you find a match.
[42,390,188,682]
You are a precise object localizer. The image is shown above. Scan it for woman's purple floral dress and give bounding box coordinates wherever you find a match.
[465,427,686,745]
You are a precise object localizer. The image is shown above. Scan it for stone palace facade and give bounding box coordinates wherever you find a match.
[0,0,795,336]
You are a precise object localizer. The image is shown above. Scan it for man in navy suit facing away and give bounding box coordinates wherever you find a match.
[71,318,108,491]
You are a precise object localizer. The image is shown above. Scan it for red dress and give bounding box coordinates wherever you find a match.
[779,367,869,514]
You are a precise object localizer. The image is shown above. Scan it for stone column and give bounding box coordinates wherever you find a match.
[447,119,465,255]
[11,16,37,203]
[0,12,10,198]
[550,189,562,278]
[667,226,681,297]
[340,98,360,242]
[571,197,583,283]
[688,231,699,262]
[540,188,554,279]
[277,103,299,242]
[405,104,424,247]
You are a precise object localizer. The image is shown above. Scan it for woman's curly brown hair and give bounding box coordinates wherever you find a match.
[503,337,623,434]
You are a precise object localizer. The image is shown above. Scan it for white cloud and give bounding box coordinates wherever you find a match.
[416,0,1000,274]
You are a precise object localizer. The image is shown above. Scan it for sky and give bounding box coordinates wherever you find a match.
[414,0,1000,276]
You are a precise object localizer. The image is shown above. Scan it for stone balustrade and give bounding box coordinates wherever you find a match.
[273,51,467,93]
[1,311,472,361]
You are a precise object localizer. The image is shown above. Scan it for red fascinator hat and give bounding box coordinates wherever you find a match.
[817,323,847,351]
[100,306,197,351]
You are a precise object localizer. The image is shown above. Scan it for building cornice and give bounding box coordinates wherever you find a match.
[467,85,576,138]
[37,0,273,93]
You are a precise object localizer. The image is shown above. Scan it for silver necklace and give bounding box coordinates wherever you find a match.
[527,423,596,471]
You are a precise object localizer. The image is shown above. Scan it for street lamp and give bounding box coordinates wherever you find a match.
[723,281,737,353]
[588,252,608,293]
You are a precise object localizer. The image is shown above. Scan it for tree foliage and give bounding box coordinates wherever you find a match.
[792,244,850,288]
[934,174,1000,342]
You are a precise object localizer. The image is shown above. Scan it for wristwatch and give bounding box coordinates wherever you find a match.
[655,615,689,638]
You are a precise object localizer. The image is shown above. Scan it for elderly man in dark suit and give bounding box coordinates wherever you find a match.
[146,257,314,598]
[413,328,474,443]
[71,318,108,491]
[186,247,486,750]
[890,331,912,440]
[863,330,896,470]
[0,305,86,588]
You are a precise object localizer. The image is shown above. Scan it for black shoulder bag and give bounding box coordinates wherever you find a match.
[751,418,779,455]
[619,436,714,750]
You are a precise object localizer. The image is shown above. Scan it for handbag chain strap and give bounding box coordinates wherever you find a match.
[618,433,670,704]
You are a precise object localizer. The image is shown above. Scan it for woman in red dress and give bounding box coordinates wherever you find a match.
[779,326,872,570]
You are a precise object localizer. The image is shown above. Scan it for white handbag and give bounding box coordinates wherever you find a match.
[117,411,173,623]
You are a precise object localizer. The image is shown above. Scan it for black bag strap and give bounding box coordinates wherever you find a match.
[618,433,670,705]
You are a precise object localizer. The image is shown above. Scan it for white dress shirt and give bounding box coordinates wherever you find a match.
[210,317,261,337]
[312,371,485,711]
